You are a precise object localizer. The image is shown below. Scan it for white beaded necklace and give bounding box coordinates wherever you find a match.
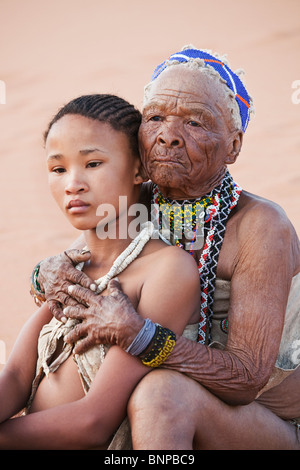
[85,221,156,293]
[42,222,156,375]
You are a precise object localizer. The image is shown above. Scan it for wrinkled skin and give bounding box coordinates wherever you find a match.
[37,249,93,321]
[139,65,243,199]
[63,279,143,353]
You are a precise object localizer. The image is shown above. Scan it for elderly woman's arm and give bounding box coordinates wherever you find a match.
[159,203,298,405]
[63,202,299,406]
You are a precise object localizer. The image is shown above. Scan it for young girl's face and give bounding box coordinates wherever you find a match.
[46,114,142,232]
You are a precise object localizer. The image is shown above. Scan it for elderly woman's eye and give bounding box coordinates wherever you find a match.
[188,120,201,127]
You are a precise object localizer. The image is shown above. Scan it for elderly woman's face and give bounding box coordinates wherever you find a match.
[139,65,240,198]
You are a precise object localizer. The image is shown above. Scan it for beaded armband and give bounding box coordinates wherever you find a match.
[30,262,46,306]
[139,324,176,368]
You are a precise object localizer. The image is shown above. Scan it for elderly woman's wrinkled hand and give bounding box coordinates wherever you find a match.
[63,279,144,354]
[38,249,94,321]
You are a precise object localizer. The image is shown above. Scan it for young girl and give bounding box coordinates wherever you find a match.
[0,94,200,449]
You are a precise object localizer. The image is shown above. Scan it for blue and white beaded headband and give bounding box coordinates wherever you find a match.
[151,48,251,133]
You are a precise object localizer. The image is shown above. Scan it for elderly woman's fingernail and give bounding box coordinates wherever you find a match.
[68,285,75,294]
[81,248,90,254]
[61,316,67,324]
[90,283,97,291]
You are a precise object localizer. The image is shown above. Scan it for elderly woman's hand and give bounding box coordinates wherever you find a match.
[63,279,144,354]
[37,249,95,321]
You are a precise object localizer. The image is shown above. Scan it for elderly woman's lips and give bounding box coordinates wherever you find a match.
[153,155,182,164]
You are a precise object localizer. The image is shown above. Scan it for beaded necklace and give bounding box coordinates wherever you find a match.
[152,188,215,250]
[42,222,156,376]
[151,170,242,344]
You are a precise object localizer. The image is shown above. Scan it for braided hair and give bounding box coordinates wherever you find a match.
[44,94,142,156]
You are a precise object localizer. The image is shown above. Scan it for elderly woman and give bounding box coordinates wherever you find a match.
[32,47,300,449]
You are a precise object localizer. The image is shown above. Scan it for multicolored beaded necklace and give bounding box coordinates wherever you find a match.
[151,170,242,344]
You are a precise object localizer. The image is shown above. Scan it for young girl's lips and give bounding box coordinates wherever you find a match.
[67,200,90,214]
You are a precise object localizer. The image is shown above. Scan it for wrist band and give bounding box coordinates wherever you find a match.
[30,262,46,306]
[139,324,176,368]
[126,318,156,356]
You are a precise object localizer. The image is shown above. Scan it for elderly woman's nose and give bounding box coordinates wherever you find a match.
[157,122,184,148]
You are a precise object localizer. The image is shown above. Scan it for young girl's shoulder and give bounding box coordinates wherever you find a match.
[141,238,199,280]
[135,238,201,329]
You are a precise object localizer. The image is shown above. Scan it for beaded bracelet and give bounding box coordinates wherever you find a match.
[30,262,46,306]
[139,324,176,368]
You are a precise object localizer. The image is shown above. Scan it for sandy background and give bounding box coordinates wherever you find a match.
[0,0,299,367]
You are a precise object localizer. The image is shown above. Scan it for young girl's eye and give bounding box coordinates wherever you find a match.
[87,161,102,168]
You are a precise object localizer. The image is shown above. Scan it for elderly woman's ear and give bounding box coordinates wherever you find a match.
[225,129,243,165]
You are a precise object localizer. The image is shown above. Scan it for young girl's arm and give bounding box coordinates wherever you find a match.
[0,246,200,449]
[0,303,53,423]
[0,347,148,449]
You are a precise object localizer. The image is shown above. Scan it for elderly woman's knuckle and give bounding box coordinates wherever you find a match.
[61,279,69,288]
[73,271,84,284]
[70,285,79,296]
[73,324,81,337]
[119,294,129,306]
[56,292,68,304]
[90,329,98,342]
